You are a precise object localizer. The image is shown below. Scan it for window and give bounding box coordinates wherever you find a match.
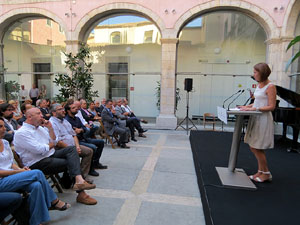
[47,39,52,46]
[46,19,52,27]
[144,30,153,43]
[110,32,121,44]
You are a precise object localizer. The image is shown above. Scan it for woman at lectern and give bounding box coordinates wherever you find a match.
[238,63,276,183]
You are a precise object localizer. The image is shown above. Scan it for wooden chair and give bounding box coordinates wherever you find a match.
[203,113,216,131]
[98,119,117,149]
[11,147,63,193]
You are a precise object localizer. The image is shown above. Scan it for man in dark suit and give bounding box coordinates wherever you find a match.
[101,99,129,148]
[96,98,106,116]
[38,99,51,120]
[115,99,147,141]
[0,103,20,143]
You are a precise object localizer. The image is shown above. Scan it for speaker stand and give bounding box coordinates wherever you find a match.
[176,91,197,134]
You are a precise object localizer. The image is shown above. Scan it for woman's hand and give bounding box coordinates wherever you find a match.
[240,107,256,111]
[23,166,31,171]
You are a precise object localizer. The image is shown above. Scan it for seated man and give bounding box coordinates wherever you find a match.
[65,101,107,172]
[13,108,97,205]
[18,102,33,126]
[38,99,51,120]
[117,99,147,139]
[101,99,129,148]
[49,104,96,178]
[94,100,102,117]
[0,103,20,143]
[74,100,99,138]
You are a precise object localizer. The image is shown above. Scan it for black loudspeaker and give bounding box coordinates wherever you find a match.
[184,78,193,92]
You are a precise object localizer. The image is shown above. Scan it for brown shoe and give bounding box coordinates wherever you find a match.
[76,194,97,205]
[73,181,96,191]
[138,133,147,138]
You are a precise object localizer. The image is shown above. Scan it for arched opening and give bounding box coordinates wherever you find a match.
[85,14,162,119]
[176,11,267,120]
[2,17,66,101]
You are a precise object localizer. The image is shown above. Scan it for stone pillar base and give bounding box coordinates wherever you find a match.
[156,114,177,129]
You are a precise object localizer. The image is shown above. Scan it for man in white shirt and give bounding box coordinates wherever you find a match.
[19,85,28,105]
[14,108,97,205]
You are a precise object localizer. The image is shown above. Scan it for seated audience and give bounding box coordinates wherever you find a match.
[115,99,147,141]
[13,108,97,205]
[65,101,107,173]
[96,98,106,115]
[8,100,23,121]
[121,98,148,124]
[80,99,96,123]
[49,104,95,179]
[0,103,20,143]
[0,99,5,105]
[94,100,102,117]
[101,99,129,148]
[17,103,33,126]
[116,99,147,139]
[88,101,100,119]
[0,118,70,225]
[38,99,51,120]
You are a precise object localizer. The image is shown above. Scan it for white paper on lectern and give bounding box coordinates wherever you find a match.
[217,106,227,124]
[229,107,240,111]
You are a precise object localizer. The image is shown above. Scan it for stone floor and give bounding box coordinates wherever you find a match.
[49,129,205,225]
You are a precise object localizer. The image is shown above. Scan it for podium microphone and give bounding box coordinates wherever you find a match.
[222,90,242,108]
[228,90,245,110]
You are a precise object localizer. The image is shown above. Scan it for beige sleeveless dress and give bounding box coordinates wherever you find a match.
[244,82,274,149]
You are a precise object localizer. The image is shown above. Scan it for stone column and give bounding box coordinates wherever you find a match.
[266,37,294,91]
[156,38,178,129]
[65,40,81,55]
[0,43,5,100]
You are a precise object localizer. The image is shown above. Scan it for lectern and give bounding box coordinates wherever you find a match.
[216,110,262,190]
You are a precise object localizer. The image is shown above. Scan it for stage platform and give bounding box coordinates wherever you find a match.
[190,130,300,225]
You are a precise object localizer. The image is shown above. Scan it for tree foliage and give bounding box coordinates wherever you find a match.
[155,81,181,110]
[5,80,20,100]
[285,35,300,72]
[54,43,99,102]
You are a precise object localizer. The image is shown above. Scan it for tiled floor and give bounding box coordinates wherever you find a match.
[49,130,205,225]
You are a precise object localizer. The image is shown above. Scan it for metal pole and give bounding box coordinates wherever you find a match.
[228,115,244,172]
[186,91,189,135]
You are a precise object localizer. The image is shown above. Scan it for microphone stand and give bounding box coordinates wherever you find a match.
[222,90,241,108]
[227,90,245,111]
[221,90,241,131]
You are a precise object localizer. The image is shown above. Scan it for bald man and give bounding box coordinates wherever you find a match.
[13,108,97,205]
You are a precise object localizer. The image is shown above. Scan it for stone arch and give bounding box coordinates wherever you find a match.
[73,3,165,42]
[173,1,278,40]
[0,7,68,42]
[282,0,300,37]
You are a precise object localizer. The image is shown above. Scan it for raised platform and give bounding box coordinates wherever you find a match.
[190,130,300,225]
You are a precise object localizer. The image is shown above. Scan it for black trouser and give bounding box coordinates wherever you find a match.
[126,117,142,136]
[30,97,37,106]
[30,146,81,179]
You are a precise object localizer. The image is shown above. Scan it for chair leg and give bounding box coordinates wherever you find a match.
[50,174,64,193]
[106,135,115,149]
